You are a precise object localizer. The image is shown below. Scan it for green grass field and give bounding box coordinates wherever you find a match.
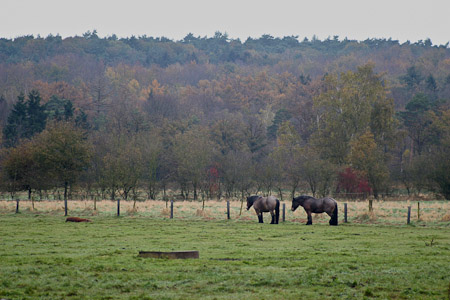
[1,213,450,299]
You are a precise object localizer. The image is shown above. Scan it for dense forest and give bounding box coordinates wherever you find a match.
[0,32,449,204]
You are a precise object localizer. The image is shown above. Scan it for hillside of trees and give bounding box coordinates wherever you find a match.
[1,32,449,204]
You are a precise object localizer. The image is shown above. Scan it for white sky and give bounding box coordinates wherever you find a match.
[1,0,449,45]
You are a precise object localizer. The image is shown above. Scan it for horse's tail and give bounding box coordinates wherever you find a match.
[275,199,280,224]
[330,202,338,226]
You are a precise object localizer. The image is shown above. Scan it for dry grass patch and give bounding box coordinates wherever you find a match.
[441,214,450,222]
[353,211,378,223]
[195,209,211,218]
[81,207,99,216]
[126,207,138,215]
[160,208,170,217]
[291,218,308,223]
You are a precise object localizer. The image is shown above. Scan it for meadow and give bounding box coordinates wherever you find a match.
[1,199,450,299]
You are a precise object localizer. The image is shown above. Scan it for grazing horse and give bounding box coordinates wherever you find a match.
[292,195,338,226]
[247,195,280,224]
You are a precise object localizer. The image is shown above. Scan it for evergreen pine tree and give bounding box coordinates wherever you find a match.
[63,100,74,120]
[24,90,47,139]
[2,91,47,147]
[3,93,27,147]
[75,109,90,131]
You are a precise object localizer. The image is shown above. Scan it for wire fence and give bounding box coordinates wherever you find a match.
[1,198,449,226]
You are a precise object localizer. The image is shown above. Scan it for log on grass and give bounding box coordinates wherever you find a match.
[66,217,91,222]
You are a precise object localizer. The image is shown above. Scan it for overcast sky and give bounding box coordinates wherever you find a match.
[1,0,449,45]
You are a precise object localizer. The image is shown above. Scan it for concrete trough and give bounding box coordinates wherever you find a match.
[138,251,199,259]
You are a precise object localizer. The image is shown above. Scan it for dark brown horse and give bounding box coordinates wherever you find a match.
[247,195,280,224]
[292,195,338,225]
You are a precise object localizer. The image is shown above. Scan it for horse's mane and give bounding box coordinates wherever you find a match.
[247,195,261,205]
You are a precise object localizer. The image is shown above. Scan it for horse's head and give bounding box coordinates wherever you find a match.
[292,196,307,211]
[246,196,257,210]
[246,196,253,210]
[291,197,299,211]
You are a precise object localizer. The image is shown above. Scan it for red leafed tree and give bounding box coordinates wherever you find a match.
[337,167,371,198]
[207,164,220,199]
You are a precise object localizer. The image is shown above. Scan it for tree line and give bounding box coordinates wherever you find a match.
[0,34,449,210]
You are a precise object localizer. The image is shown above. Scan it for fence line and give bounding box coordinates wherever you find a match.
[1,199,448,225]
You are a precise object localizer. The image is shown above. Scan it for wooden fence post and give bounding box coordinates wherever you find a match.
[344,203,348,223]
[239,199,244,216]
[227,201,230,219]
[117,199,120,216]
[417,202,420,220]
[170,200,173,219]
[407,206,411,224]
[15,196,19,214]
[282,203,286,222]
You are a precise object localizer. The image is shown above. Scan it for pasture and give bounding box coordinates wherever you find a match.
[1,200,450,299]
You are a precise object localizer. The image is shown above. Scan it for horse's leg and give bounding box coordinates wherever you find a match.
[270,210,275,224]
[306,211,313,225]
[258,213,263,223]
[326,211,333,225]
[328,204,338,226]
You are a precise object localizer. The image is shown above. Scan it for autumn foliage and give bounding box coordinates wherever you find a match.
[336,167,371,198]
[0,34,449,201]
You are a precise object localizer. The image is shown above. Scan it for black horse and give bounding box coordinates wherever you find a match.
[247,195,280,224]
[292,195,338,226]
